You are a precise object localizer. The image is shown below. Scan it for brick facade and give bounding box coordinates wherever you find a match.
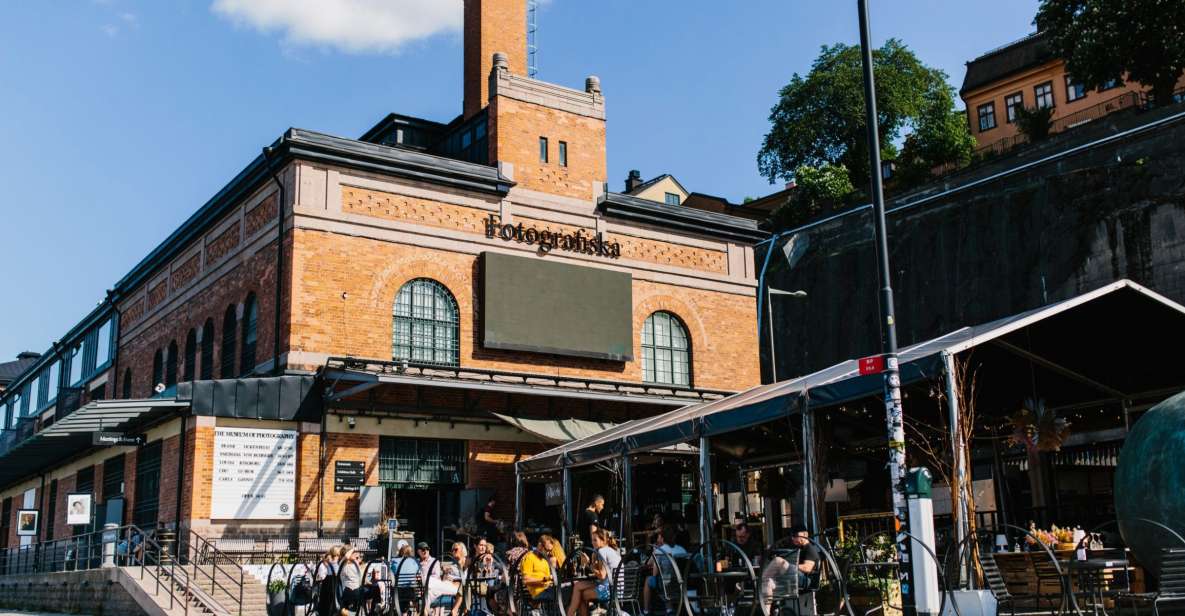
[489,95,607,200]
[464,0,528,118]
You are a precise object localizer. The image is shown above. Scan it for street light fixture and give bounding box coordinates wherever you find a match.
[766,287,807,383]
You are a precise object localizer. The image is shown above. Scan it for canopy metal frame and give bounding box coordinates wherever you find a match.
[517,279,1185,549]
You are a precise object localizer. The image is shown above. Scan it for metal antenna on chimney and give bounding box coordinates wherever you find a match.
[527,0,539,78]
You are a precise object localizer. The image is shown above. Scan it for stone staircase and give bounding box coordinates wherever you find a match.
[121,563,271,616]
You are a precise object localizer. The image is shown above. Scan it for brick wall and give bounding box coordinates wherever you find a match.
[489,95,606,200]
[466,439,547,522]
[52,475,74,540]
[290,431,374,530]
[290,229,760,391]
[116,235,290,398]
[464,0,527,118]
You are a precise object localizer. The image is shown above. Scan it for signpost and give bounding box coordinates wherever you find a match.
[334,461,366,493]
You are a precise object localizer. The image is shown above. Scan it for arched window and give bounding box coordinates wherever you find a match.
[240,293,257,376]
[165,340,178,387]
[392,279,460,367]
[200,319,214,380]
[183,329,197,382]
[221,305,237,379]
[151,349,164,391]
[641,311,691,387]
[122,368,132,399]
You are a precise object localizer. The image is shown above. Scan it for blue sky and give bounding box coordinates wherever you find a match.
[0,0,1039,360]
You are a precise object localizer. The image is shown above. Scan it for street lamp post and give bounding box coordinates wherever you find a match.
[856,1,915,614]
[765,287,807,382]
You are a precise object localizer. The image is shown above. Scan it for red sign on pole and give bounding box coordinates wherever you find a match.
[858,354,885,375]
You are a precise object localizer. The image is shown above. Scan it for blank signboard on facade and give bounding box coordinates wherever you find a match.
[482,252,633,361]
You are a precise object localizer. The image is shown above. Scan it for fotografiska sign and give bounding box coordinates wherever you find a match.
[483,214,622,259]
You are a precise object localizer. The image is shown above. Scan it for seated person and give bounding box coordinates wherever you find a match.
[731,521,763,568]
[782,525,821,589]
[566,530,621,616]
[505,531,530,566]
[425,563,462,614]
[539,534,566,569]
[643,527,688,614]
[520,536,559,604]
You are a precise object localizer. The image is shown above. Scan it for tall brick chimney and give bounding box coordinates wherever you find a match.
[464,0,527,119]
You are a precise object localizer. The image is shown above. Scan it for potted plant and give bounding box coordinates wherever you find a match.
[266,579,287,616]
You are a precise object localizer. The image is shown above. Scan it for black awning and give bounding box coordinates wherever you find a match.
[177,374,320,421]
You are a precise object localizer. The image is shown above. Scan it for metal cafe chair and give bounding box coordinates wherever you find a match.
[608,560,643,616]
[513,558,564,616]
[1119,548,1185,616]
[390,556,426,616]
[759,549,801,616]
[649,548,689,616]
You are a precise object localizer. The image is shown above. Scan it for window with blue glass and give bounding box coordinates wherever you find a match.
[69,343,85,387]
[1066,76,1086,102]
[45,360,60,406]
[94,318,113,369]
[392,279,460,368]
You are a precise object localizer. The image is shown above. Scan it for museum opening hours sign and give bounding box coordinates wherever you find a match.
[211,428,297,520]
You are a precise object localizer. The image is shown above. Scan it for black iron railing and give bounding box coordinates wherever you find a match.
[0,524,248,616]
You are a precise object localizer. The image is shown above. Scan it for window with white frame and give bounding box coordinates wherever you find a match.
[1005,92,1024,123]
[977,102,997,132]
[1035,81,1055,109]
[69,344,85,386]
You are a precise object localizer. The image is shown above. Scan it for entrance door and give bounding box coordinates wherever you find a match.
[395,488,461,554]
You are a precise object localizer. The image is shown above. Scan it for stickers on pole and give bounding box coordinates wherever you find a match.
[211,427,297,519]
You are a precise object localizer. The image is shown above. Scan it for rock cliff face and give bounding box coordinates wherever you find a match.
[761,112,1185,381]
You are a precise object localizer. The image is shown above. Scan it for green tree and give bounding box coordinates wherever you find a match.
[769,164,856,229]
[758,39,972,191]
[1036,0,1185,106]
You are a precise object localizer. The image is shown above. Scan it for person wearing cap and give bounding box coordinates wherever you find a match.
[782,525,820,588]
[417,542,441,582]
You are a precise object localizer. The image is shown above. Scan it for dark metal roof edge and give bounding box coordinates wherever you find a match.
[113,128,512,296]
[598,192,769,244]
[358,112,450,143]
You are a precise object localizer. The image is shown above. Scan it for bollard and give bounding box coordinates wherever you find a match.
[102,524,118,568]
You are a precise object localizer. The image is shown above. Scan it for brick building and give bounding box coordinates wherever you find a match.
[0,0,764,553]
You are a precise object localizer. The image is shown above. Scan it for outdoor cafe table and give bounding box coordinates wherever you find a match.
[1066,557,1130,616]
[687,570,755,615]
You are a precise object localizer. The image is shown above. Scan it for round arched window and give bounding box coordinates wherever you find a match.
[393,279,460,367]
[642,311,691,386]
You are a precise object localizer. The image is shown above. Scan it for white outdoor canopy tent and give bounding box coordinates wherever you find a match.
[516,279,1185,548]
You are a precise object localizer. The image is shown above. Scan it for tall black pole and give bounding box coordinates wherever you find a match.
[856,1,914,614]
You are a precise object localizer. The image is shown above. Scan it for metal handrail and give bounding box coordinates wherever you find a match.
[179,529,247,616]
[0,524,190,615]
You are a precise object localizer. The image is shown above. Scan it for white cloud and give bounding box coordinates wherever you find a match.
[211,0,463,54]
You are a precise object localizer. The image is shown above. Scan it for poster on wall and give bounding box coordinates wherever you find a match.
[66,493,93,525]
[17,509,39,536]
[211,427,297,520]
